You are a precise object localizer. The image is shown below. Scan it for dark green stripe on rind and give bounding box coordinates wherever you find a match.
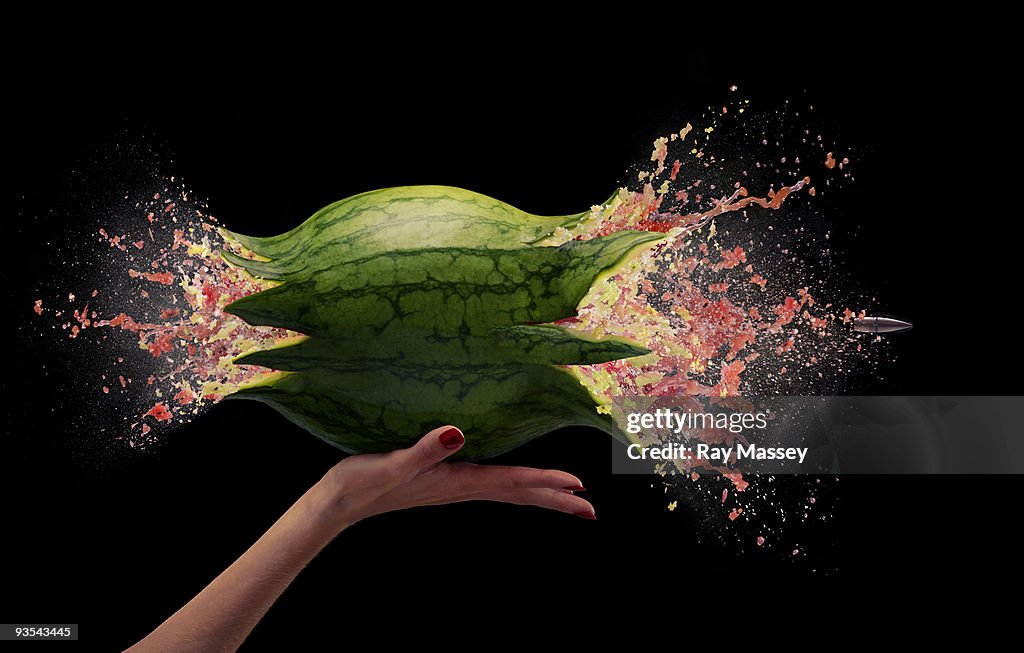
[235,326,649,371]
[220,251,286,281]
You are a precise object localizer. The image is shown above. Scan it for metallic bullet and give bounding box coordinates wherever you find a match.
[852,316,913,334]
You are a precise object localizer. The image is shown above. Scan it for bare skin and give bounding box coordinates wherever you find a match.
[125,426,594,653]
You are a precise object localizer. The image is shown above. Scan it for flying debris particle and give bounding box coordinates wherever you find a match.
[144,403,173,422]
[723,474,749,492]
[650,137,669,177]
[127,269,175,285]
[669,159,682,181]
[173,386,195,406]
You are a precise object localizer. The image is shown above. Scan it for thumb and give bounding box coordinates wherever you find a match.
[400,425,465,471]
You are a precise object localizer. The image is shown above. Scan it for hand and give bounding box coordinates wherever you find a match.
[316,425,596,527]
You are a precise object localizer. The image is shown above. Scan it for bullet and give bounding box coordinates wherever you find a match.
[852,316,913,334]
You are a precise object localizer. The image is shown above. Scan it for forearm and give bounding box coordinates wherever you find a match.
[126,479,349,653]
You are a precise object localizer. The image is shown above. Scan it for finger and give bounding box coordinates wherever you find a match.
[397,425,464,472]
[473,488,597,519]
[445,463,585,493]
[398,487,596,519]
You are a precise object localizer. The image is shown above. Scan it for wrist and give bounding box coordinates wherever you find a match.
[304,477,361,534]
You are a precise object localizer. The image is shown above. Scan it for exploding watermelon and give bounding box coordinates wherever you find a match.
[223,186,662,458]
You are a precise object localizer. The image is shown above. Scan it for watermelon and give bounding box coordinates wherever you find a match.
[223,186,662,458]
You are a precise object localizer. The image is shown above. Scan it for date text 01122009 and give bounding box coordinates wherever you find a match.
[0,624,78,640]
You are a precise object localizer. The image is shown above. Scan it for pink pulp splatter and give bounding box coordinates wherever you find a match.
[548,116,859,495]
[35,184,299,447]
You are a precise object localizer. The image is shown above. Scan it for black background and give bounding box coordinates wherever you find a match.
[4,41,1020,647]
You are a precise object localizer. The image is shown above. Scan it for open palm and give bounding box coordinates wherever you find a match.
[320,426,596,523]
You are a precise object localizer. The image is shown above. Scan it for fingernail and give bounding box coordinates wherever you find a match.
[563,485,586,492]
[439,427,464,449]
[574,510,597,520]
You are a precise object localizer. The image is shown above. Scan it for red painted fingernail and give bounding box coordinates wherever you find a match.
[439,427,464,449]
[563,485,586,492]
[574,510,597,520]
